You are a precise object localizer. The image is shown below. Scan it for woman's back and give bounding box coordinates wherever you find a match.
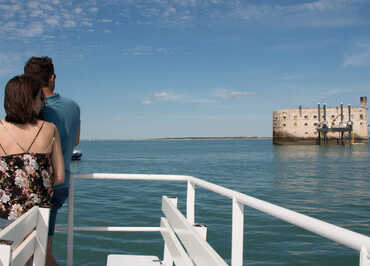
[0,120,56,220]
[0,120,56,156]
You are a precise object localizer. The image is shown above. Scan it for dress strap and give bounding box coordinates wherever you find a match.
[26,121,45,152]
[0,121,7,155]
[0,120,26,153]
[0,143,7,155]
[45,127,55,153]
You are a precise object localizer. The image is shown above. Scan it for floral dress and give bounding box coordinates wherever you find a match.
[0,153,54,220]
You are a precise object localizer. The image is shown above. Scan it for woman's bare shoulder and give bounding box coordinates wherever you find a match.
[42,120,56,129]
[40,120,57,135]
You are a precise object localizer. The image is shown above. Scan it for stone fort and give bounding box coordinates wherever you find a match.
[273,97,368,144]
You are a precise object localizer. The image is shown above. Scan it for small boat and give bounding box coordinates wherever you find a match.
[71,150,82,160]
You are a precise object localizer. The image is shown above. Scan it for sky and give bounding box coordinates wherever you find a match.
[0,0,370,140]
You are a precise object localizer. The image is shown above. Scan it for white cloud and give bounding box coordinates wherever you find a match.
[173,0,198,7]
[300,0,351,12]
[2,21,17,33]
[279,74,303,81]
[344,52,370,67]
[214,89,256,99]
[0,54,13,75]
[163,7,176,17]
[123,46,172,56]
[64,20,76,28]
[0,3,21,13]
[230,91,256,98]
[82,20,93,26]
[31,9,44,17]
[141,88,257,106]
[154,92,169,98]
[142,91,184,104]
[74,8,83,14]
[42,4,54,11]
[0,1,100,40]
[0,52,27,77]
[230,0,368,28]
[46,17,59,26]
[89,7,99,13]
[20,22,44,38]
[28,1,40,9]
[189,98,216,103]
[141,100,152,105]
[344,42,370,67]
[1,0,368,42]
[325,89,352,95]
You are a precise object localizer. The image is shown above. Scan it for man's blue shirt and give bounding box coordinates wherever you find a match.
[42,93,80,188]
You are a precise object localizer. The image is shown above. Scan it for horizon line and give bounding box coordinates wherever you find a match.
[79,136,273,141]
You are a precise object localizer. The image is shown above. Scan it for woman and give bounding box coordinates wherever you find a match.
[0,75,64,227]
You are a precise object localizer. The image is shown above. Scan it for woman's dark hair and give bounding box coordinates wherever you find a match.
[4,75,42,124]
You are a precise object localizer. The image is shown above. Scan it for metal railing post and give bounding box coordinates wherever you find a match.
[360,246,370,266]
[67,175,75,266]
[64,173,370,266]
[162,197,177,266]
[232,197,244,266]
[194,224,207,240]
[186,181,195,224]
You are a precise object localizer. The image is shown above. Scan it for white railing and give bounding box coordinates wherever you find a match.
[59,173,370,266]
[0,206,49,266]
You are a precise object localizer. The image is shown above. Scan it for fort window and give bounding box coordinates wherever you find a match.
[360,114,364,120]
[360,122,363,126]
[331,122,335,126]
[304,115,308,119]
[313,115,317,119]
[283,123,286,127]
[313,122,318,126]
[331,115,335,118]
[305,132,308,134]
[304,123,308,126]
[283,116,287,120]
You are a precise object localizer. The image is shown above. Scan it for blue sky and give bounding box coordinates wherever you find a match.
[0,0,370,140]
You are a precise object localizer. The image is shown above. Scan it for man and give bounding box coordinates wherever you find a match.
[24,56,80,266]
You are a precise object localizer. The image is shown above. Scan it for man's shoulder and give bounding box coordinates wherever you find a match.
[48,94,80,110]
[58,95,80,107]
[45,94,80,119]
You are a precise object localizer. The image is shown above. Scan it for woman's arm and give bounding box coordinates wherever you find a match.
[75,123,80,146]
[50,125,65,186]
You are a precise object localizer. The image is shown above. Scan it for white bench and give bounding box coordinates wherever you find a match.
[107,196,228,266]
[0,206,50,266]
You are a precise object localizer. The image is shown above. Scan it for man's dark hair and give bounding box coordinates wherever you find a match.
[4,75,42,124]
[24,56,54,88]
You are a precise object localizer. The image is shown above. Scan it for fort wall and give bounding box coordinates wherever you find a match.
[273,97,368,144]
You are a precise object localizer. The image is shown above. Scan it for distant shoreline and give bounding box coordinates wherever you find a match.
[153,137,272,140]
[81,137,272,141]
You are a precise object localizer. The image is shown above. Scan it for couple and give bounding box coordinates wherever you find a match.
[0,57,80,266]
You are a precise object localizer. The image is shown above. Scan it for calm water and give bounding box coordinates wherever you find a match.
[53,140,370,265]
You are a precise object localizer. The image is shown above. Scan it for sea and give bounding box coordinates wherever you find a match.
[53,140,370,266]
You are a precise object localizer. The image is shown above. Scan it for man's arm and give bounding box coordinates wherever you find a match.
[75,123,80,146]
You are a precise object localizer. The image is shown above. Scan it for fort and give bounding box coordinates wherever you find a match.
[273,97,368,145]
